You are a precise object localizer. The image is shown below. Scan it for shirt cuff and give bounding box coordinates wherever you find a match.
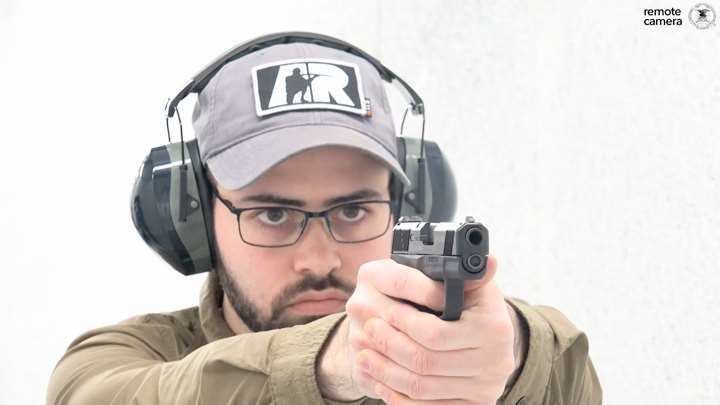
[266,312,349,405]
[500,297,554,404]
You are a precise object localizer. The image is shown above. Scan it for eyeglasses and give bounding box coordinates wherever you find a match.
[211,186,393,248]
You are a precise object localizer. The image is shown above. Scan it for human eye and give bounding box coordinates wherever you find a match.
[334,204,369,223]
[253,208,290,226]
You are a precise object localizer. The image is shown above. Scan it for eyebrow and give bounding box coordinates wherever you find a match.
[240,188,384,208]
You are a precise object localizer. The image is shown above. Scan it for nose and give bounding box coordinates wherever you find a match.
[291,217,342,276]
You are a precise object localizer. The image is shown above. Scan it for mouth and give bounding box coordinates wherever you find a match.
[286,290,349,316]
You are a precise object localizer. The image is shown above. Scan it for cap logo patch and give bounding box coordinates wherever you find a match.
[252,58,366,117]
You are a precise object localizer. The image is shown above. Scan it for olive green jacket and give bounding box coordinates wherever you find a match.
[47,272,602,404]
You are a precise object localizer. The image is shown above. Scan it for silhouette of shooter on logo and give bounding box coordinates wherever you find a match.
[285,67,328,104]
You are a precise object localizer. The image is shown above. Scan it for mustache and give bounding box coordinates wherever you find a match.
[271,273,354,312]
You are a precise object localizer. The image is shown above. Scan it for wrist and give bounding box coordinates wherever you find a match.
[316,316,364,401]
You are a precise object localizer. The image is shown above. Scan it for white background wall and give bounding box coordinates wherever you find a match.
[1,1,718,403]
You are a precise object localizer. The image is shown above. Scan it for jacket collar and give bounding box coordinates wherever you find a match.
[198,271,252,342]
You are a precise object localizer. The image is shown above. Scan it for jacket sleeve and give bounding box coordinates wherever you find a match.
[47,312,348,405]
[499,298,603,405]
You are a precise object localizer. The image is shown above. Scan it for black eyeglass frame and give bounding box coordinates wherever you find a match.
[210,185,394,248]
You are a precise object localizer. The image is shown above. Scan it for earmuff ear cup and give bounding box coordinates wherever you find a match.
[395,137,457,222]
[389,137,407,221]
[423,140,457,221]
[130,140,215,275]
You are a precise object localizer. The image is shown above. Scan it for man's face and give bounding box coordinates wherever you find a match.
[210,145,394,332]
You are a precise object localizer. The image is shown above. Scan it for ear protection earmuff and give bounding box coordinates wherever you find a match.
[130,32,457,276]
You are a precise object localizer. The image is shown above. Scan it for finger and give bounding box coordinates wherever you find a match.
[363,317,484,377]
[355,349,490,401]
[353,369,383,399]
[346,287,438,353]
[462,254,497,293]
[346,280,420,325]
[463,255,509,310]
[358,258,445,312]
[373,381,474,405]
[383,300,482,351]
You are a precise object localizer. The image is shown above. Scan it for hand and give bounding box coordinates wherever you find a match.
[326,254,517,404]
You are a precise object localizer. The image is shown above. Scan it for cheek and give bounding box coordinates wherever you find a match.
[235,249,291,296]
[214,207,291,301]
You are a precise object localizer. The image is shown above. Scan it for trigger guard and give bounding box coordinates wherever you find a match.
[440,278,464,321]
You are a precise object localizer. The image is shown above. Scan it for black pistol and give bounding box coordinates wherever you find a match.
[390,216,489,321]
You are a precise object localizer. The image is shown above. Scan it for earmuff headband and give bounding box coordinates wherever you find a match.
[165,31,425,119]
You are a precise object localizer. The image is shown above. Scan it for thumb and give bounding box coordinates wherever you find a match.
[462,255,504,310]
[462,254,498,294]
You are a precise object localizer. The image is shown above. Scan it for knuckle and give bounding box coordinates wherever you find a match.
[387,305,403,329]
[411,348,431,375]
[391,272,409,295]
[372,361,386,382]
[345,296,373,320]
[356,263,371,282]
[374,333,389,355]
[353,366,371,386]
[347,329,365,350]
[424,327,446,350]
[345,296,361,316]
[408,375,425,399]
[358,261,380,281]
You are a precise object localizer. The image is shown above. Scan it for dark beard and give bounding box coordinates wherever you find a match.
[215,263,355,332]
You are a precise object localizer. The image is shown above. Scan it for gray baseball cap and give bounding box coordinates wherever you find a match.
[192,42,412,191]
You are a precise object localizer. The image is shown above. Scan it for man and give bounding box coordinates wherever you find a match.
[47,37,602,404]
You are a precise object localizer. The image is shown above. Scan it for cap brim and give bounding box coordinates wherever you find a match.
[206,125,412,190]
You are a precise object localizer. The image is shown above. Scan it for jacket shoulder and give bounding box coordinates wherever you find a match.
[66,306,206,362]
[118,306,201,334]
